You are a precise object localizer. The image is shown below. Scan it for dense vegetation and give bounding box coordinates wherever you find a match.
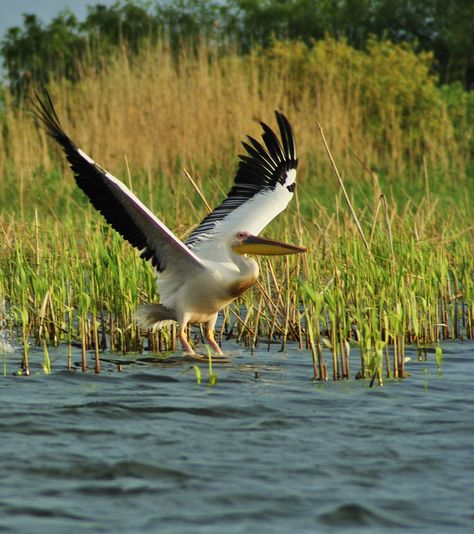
[0,2,472,379]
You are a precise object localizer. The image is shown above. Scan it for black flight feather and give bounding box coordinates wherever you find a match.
[33,91,164,270]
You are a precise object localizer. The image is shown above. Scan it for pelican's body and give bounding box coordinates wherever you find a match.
[146,250,258,353]
[34,93,304,356]
[159,254,258,323]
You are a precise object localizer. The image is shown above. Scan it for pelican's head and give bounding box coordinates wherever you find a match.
[231,231,306,256]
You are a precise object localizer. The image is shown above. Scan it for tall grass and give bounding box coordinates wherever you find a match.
[0,37,472,379]
[0,37,472,218]
[1,188,472,379]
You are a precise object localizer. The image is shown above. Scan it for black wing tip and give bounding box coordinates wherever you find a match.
[274,110,291,135]
[274,110,296,159]
[240,110,297,169]
[259,110,290,131]
[31,87,72,147]
[274,109,288,121]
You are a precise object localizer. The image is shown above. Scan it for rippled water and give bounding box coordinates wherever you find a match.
[0,341,473,532]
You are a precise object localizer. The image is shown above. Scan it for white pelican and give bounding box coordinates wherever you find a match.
[34,92,305,357]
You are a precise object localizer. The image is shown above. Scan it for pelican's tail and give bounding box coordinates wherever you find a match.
[135,304,177,329]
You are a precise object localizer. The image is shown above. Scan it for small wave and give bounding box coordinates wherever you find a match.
[27,459,190,482]
[319,503,406,527]
[4,505,86,521]
[60,401,259,419]
[75,484,155,496]
[129,372,180,383]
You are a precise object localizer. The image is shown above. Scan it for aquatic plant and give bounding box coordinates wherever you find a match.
[0,178,471,380]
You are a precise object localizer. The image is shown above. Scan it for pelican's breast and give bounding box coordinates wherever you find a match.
[227,276,258,299]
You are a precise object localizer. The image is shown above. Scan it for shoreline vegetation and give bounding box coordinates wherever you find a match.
[0,35,473,381]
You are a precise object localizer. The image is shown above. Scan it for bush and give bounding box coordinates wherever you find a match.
[256,37,471,172]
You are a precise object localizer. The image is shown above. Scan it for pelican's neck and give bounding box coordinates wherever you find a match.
[230,250,259,279]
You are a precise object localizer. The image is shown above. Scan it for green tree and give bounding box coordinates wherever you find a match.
[1,12,83,97]
[232,0,474,87]
[372,0,474,86]
[1,0,474,94]
[0,1,229,97]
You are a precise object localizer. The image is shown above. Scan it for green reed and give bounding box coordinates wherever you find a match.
[2,170,471,381]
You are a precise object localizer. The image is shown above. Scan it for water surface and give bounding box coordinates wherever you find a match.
[1,342,473,532]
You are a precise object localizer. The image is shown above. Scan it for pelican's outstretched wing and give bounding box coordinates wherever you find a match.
[33,92,204,273]
[186,111,298,255]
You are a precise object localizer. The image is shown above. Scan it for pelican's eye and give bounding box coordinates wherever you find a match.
[287,183,296,193]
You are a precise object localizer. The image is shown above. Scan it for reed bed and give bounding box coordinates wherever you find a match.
[0,38,471,219]
[0,187,472,380]
[0,38,472,381]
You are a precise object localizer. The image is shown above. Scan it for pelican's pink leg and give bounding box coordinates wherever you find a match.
[207,330,224,356]
[178,327,196,355]
[206,314,224,356]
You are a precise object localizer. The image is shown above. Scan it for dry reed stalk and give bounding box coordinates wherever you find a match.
[254,278,285,337]
[93,316,100,373]
[317,122,370,254]
[252,295,264,349]
[80,319,87,372]
[183,168,213,213]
